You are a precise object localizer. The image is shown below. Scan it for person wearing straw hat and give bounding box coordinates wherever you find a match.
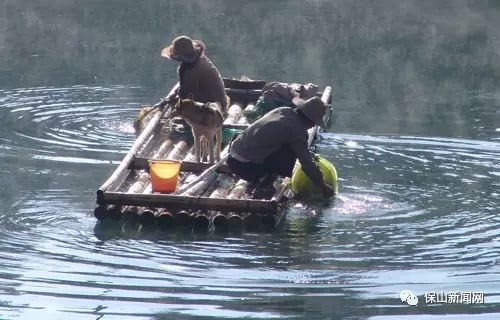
[161,36,228,117]
[228,96,335,199]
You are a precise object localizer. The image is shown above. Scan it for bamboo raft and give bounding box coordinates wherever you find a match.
[94,79,333,231]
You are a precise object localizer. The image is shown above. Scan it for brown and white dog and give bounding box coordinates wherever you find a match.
[173,97,224,163]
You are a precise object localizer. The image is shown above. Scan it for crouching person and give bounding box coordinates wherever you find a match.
[228,96,335,199]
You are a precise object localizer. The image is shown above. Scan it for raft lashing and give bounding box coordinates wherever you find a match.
[94,78,333,231]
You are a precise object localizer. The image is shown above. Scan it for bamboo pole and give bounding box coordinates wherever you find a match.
[175,153,228,195]
[102,192,277,214]
[120,139,175,221]
[93,206,108,220]
[157,210,175,228]
[167,140,190,160]
[224,179,249,228]
[135,140,190,224]
[155,143,196,228]
[140,208,156,226]
[192,179,222,231]
[208,176,233,230]
[149,145,196,229]
[192,210,210,230]
[174,210,192,226]
[180,170,218,196]
[227,214,243,229]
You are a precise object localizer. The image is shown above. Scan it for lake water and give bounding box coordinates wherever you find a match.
[0,1,499,319]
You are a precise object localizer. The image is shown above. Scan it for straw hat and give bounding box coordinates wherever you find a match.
[161,36,204,63]
[292,96,327,128]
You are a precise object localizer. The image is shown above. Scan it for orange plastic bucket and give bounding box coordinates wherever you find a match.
[149,160,181,193]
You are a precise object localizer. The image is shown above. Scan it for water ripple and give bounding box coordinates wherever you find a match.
[1,89,499,318]
[0,85,142,165]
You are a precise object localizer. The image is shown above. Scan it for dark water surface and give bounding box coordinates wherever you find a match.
[1,1,499,319]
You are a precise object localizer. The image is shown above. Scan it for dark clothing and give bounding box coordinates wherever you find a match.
[227,146,296,183]
[229,107,324,186]
[177,54,227,115]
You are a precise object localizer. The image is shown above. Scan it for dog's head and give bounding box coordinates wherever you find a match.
[174,98,195,117]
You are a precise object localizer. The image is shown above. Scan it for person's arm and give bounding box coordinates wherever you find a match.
[289,140,322,185]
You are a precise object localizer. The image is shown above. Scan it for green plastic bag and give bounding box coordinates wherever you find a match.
[291,155,338,198]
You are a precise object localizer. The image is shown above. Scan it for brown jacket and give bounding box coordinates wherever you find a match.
[178,55,227,115]
[230,107,324,187]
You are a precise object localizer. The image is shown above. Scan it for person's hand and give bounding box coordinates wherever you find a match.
[321,183,335,198]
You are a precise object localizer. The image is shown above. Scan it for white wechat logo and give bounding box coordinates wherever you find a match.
[400,290,419,306]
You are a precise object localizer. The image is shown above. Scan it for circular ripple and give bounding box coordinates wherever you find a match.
[0,85,144,164]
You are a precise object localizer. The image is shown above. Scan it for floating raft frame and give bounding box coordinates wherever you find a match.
[94,78,333,231]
